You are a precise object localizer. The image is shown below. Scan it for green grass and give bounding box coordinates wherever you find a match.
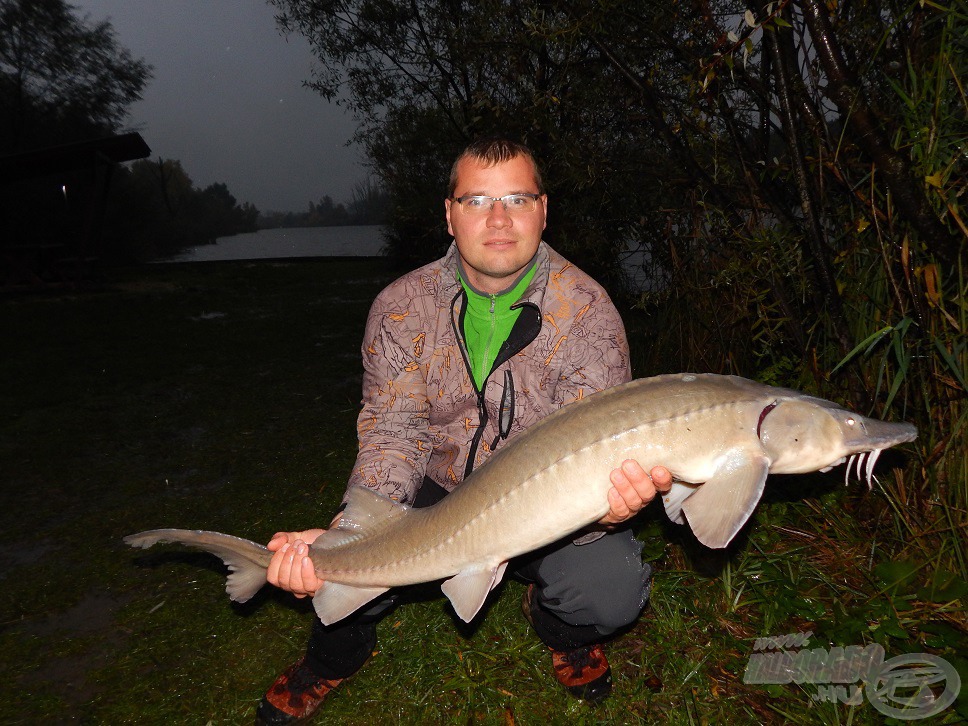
[0,260,963,724]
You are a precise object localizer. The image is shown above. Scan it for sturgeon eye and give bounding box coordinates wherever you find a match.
[846,417,856,426]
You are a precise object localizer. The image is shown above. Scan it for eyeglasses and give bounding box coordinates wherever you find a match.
[451,193,542,214]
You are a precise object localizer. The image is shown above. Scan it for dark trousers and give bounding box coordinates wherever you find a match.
[304,478,652,680]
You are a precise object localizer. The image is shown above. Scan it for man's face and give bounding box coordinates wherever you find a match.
[445,154,547,295]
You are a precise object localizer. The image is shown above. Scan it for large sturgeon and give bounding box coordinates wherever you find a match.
[125,373,916,625]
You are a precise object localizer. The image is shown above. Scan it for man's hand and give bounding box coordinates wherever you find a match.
[266,527,328,598]
[599,461,672,526]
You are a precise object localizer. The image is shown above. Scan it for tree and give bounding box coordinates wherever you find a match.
[347,177,389,224]
[268,0,963,333]
[269,2,966,548]
[268,0,688,278]
[100,159,259,261]
[0,3,258,264]
[308,195,349,226]
[0,0,151,152]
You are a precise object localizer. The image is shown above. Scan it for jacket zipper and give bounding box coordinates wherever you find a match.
[451,290,541,479]
[480,294,497,387]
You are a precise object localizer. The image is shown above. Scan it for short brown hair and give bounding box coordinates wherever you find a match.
[448,138,544,198]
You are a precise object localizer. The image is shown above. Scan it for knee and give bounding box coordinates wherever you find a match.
[543,559,653,632]
[581,561,653,631]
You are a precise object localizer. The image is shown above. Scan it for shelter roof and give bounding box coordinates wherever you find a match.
[0,132,151,185]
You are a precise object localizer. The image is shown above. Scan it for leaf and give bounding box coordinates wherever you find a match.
[831,324,896,374]
[934,337,968,391]
[918,576,968,603]
[744,9,756,27]
[922,263,942,306]
[924,171,944,188]
[921,622,968,651]
[874,618,909,639]
[874,560,921,595]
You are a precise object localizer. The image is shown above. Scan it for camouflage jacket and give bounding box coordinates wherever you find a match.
[345,241,631,504]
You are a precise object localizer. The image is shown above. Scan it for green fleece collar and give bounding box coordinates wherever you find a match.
[456,257,538,388]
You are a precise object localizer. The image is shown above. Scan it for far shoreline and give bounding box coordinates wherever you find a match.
[157,224,387,263]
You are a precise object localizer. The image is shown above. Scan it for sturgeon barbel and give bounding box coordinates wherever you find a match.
[125,373,917,625]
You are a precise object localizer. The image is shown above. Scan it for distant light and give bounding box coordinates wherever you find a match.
[61,185,67,198]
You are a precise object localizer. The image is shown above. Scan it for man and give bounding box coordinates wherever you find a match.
[256,138,671,724]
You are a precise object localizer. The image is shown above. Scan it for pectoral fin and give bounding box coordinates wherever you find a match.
[312,581,390,626]
[662,481,700,525]
[682,449,770,549]
[312,486,410,551]
[440,562,509,623]
[307,487,405,624]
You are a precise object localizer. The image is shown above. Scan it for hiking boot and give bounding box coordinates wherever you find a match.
[521,584,612,703]
[550,643,613,703]
[255,657,345,725]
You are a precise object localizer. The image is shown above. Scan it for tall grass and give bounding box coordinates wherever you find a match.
[833,0,968,581]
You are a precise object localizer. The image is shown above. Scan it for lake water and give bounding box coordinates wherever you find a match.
[163,225,386,262]
[162,224,660,293]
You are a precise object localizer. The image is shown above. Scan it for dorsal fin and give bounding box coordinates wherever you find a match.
[311,486,410,550]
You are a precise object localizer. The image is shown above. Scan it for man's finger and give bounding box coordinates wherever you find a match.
[619,460,655,502]
[267,533,290,552]
[300,555,319,596]
[607,486,630,517]
[266,542,289,585]
[649,465,673,492]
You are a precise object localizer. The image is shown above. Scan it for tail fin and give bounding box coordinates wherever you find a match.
[124,529,272,603]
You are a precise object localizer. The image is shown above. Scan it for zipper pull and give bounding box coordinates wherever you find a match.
[498,369,515,439]
[489,294,496,314]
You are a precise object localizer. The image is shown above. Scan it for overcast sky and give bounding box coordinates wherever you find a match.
[73,0,367,213]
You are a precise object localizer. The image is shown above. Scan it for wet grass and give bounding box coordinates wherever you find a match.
[0,259,964,724]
